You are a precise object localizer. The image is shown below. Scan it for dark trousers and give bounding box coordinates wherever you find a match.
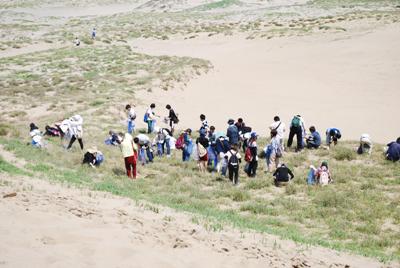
[306,141,319,149]
[287,126,303,150]
[67,135,83,150]
[228,165,239,184]
[246,160,258,177]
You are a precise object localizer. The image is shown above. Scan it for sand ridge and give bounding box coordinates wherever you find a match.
[132,24,400,143]
[0,174,390,268]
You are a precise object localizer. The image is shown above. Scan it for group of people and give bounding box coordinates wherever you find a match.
[28,103,399,186]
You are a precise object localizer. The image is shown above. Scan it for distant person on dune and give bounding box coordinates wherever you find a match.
[125,104,136,134]
[386,137,400,162]
[165,104,179,135]
[287,115,305,152]
[120,133,137,179]
[306,126,321,149]
[357,134,372,155]
[326,128,341,146]
[91,28,96,39]
[74,37,80,46]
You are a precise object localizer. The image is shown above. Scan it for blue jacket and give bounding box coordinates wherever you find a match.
[386,142,400,161]
[216,139,230,154]
[312,131,321,146]
[226,125,239,145]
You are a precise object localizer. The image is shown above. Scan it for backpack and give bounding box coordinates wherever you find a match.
[143,112,149,123]
[175,135,184,150]
[171,110,179,124]
[198,143,207,158]
[276,146,283,158]
[319,169,330,185]
[245,147,252,162]
[291,116,301,128]
[228,150,239,167]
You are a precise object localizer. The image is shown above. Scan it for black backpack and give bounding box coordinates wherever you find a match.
[228,150,239,167]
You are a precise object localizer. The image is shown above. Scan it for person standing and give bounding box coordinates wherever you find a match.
[182,129,193,162]
[287,115,305,152]
[91,27,96,39]
[269,116,286,148]
[120,133,137,179]
[225,144,242,185]
[227,119,239,146]
[246,132,258,177]
[199,114,209,133]
[125,104,136,134]
[145,103,157,134]
[207,126,218,171]
[196,129,209,172]
[268,130,282,172]
[165,104,179,135]
[67,115,84,150]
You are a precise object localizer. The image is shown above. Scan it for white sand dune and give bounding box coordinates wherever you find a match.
[0,174,387,268]
[133,24,400,143]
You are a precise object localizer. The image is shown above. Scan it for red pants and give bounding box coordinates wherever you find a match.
[124,155,137,179]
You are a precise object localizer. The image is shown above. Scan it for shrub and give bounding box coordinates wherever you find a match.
[332,147,356,161]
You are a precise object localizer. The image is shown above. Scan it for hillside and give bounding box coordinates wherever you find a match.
[0,0,399,266]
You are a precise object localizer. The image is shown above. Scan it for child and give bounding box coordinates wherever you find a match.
[82,147,104,167]
[309,161,332,185]
[126,104,136,134]
[29,123,43,148]
[104,130,121,146]
[268,130,282,172]
[153,127,172,157]
[225,144,242,185]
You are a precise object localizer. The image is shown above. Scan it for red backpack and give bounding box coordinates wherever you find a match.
[175,134,184,150]
[245,147,252,162]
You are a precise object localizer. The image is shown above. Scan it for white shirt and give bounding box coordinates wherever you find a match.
[128,108,136,121]
[30,129,42,144]
[69,115,83,137]
[137,134,150,145]
[146,108,155,120]
[269,121,286,139]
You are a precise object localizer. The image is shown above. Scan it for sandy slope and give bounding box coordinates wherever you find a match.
[132,24,400,143]
[0,173,391,268]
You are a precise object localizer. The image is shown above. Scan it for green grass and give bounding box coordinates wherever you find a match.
[0,136,399,262]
